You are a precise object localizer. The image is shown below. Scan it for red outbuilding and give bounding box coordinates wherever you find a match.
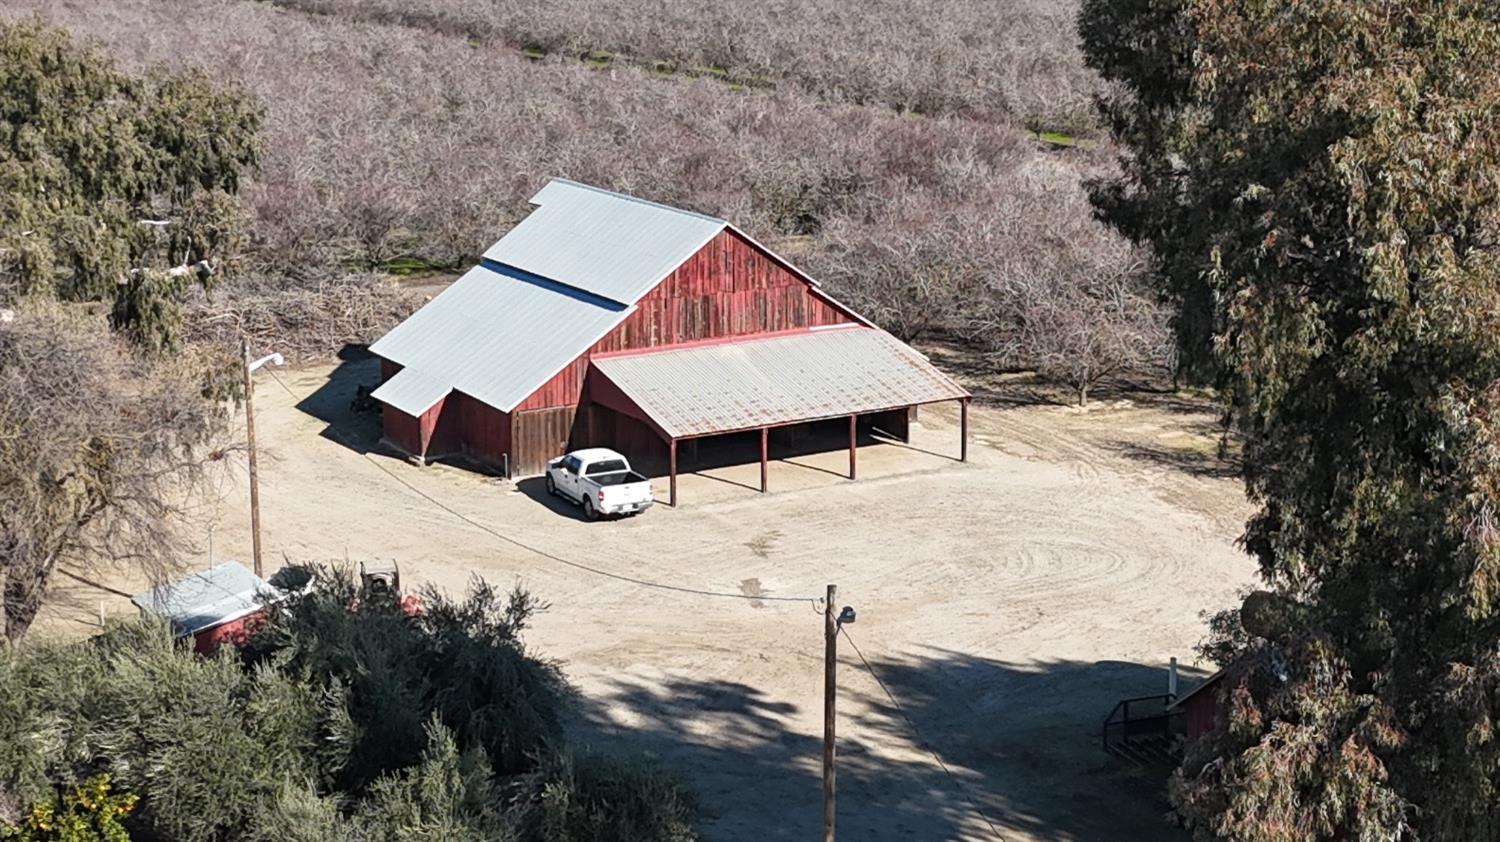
[130,561,276,655]
[369,179,970,504]
[1171,669,1226,741]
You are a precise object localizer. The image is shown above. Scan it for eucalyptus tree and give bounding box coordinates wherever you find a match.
[1083,0,1500,838]
[0,19,260,351]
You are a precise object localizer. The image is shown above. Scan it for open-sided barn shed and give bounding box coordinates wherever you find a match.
[369,179,969,504]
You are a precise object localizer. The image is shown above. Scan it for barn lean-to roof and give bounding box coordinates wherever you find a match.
[590,326,970,438]
[369,179,886,417]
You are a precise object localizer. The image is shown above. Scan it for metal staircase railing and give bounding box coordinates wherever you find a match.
[1102,693,1182,763]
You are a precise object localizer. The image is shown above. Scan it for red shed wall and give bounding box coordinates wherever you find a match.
[455,393,511,468]
[192,611,265,655]
[382,403,422,456]
[515,229,856,412]
[1185,685,1220,740]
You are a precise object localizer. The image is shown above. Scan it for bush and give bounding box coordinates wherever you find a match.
[0,568,696,841]
[2,776,136,842]
[245,567,567,789]
[508,751,697,842]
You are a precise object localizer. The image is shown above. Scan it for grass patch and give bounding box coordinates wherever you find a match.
[584,49,613,68]
[380,255,458,276]
[689,63,729,78]
[1039,130,1077,146]
[521,46,546,60]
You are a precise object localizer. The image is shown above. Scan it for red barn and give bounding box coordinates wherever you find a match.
[369,179,969,503]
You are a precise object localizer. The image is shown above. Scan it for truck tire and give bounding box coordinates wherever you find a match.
[582,497,598,521]
[545,474,557,497]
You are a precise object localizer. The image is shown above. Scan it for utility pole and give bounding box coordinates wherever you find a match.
[241,337,264,578]
[239,341,285,579]
[823,583,837,842]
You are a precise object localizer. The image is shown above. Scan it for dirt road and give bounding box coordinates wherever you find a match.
[41,357,1257,841]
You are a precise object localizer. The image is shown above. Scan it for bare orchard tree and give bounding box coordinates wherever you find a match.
[987,256,1169,406]
[820,208,985,343]
[0,306,228,641]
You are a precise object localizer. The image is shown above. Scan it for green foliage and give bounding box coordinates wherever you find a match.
[349,720,511,841]
[508,750,696,842]
[3,776,136,842]
[0,19,260,350]
[1085,0,1500,838]
[0,570,698,841]
[246,567,566,789]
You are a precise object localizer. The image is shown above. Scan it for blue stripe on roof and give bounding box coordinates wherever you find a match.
[480,258,629,311]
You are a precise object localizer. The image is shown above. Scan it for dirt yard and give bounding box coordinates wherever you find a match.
[38,355,1257,841]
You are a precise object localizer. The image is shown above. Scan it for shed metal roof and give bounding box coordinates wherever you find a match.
[371,365,452,416]
[590,327,970,438]
[482,179,726,306]
[368,263,631,413]
[131,561,273,637]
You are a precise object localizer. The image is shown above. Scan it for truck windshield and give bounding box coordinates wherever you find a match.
[585,459,628,476]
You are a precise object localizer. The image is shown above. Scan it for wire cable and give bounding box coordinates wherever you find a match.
[56,568,135,599]
[264,367,820,607]
[840,625,1009,840]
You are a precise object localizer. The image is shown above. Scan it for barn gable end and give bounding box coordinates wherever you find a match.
[515,228,857,411]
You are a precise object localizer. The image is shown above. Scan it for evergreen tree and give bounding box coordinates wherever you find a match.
[0,19,260,351]
[1082,0,1500,838]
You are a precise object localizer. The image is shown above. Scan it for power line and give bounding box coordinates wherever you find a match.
[56,567,135,599]
[265,367,820,607]
[839,626,1009,840]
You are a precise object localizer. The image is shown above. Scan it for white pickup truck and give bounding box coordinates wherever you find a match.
[544,448,654,520]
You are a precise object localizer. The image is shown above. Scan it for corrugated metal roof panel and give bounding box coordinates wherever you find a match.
[370,365,451,416]
[369,264,632,413]
[482,179,725,306]
[131,561,272,637]
[591,328,970,438]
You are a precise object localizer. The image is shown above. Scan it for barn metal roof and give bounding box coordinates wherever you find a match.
[590,327,970,438]
[482,179,727,306]
[368,263,632,413]
[131,561,273,637]
[371,365,452,416]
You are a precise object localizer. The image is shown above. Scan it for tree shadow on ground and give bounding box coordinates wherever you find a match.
[569,648,1194,841]
[1106,441,1241,480]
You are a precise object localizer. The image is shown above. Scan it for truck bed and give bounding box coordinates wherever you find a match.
[590,470,648,487]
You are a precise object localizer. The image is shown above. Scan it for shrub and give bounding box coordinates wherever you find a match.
[2,776,136,842]
[508,751,697,842]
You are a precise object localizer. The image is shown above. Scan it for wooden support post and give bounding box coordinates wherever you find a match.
[241,337,264,579]
[669,438,678,507]
[960,398,969,463]
[848,414,857,480]
[760,427,769,493]
[823,583,838,842]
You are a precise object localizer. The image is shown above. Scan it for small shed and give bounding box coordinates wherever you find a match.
[1168,668,1225,741]
[131,561,277,654]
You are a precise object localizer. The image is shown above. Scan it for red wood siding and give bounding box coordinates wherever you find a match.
[1185,684,1221,741]
[422,396,462,457]
[511,406,577,476]
[382,403,422,456]
[516,229,855,411]
[455,393,511,468]
[192,611,265,655]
